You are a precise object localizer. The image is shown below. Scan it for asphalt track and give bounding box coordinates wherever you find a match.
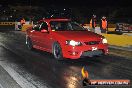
[0,31,131,88]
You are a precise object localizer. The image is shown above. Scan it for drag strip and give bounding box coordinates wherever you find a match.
[0,61,37,88]
[0,45,50,88]
[0,31,132,88]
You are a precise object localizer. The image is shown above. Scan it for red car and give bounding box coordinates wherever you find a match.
[26,18,108,60]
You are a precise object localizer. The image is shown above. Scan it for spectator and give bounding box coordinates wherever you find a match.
[90,14,96,32]
[20,18,26,29]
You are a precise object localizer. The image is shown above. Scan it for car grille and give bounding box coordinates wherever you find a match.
[81,50,103,57]
[84,41,100,45]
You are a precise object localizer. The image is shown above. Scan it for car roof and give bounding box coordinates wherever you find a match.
[39,18,71,23]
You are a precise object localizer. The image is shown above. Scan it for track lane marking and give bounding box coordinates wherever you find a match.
[0,61,38,88]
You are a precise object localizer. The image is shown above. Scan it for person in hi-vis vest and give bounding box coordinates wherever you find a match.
[100,16,107,33]
[90,14,96,32]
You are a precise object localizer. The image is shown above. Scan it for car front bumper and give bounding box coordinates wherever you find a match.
[62,44,108,59]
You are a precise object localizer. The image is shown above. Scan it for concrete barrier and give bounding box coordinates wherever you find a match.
[95,27,101,34]
[102,34,132,47]
[108,28,115,31]
[0,22,15,25]
[0,22,15,30]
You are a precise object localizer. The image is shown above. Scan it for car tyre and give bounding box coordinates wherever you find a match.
[26,37,34,50]
[53,42,63,60]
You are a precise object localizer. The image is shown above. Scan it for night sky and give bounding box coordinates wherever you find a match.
[0,0,132,23]
[1,0,131,7]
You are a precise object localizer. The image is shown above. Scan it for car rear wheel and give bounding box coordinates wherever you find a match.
[26,37,34,50]
[53,42,63,60]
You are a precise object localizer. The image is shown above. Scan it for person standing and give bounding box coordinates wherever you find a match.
[20,18,26,29]
[90,15,96,32]
[100,16,107,33]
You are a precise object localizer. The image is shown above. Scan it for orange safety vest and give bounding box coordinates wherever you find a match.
[90,19,96,28]
[102,20,107,29]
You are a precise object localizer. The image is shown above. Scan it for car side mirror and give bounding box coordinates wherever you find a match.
[41,29,48,33]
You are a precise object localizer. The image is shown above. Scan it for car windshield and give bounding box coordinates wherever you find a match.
[50,21,86,31]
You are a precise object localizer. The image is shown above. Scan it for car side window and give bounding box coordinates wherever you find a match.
[33,23,40,31]
[71,22,84,30]
[39,22,48,31]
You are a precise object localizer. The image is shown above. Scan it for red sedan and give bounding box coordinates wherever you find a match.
[26,18,108,60]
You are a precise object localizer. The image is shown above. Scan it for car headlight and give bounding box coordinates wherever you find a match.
[102,38,107,44]
[66,40,82,46]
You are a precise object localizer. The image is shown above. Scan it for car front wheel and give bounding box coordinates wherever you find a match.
[53,42,63,60]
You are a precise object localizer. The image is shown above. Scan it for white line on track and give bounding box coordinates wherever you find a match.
[0,83,4,88]
[0,61,37,88]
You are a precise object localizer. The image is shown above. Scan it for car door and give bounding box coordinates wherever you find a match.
[38,22,53,52]
[30,23,41,46]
